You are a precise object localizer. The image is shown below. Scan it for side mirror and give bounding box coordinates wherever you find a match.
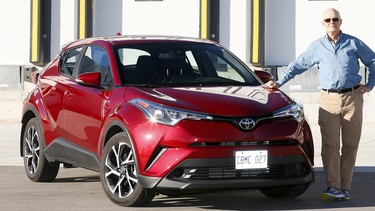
[31,70,40,85]
[254,70,274,83]
[76,72,102,88]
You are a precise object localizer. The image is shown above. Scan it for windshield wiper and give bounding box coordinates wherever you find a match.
[127,83,160,87]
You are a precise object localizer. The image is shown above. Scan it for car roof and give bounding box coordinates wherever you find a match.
[61,35,218,51]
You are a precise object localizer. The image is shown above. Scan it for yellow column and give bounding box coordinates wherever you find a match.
[200,0,208,39]
[30,0,40,63]
[79,0,86,39]
[251,0,260,64]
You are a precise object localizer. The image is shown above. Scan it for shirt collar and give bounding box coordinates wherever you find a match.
[325,30,343,43]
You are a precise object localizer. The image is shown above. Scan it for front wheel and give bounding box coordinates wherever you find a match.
[259,184,310,199]
[100,132,155,207]
[22,117,59,182]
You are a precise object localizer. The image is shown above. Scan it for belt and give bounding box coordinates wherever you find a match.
[322,85,360,93]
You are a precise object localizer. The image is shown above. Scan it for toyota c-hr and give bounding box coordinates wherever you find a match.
[20,35,314,207]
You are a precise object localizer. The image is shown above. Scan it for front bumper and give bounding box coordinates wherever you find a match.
[138,155,314,190]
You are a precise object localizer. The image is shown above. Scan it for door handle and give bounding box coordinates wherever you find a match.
[64,89,74,99]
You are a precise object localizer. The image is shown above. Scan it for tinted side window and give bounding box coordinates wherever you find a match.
[78,46,113,86]
[60,47,83,76]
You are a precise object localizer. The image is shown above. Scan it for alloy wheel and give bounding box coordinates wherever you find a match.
[24,125,40,174]
[104,142,138,198]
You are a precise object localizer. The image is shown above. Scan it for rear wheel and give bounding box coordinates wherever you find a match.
[100,132,155,207]
[22,117,59,182]
[259,184,310,199]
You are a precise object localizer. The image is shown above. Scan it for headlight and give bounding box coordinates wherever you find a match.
[130,98,213,126]
[273,103,304,122]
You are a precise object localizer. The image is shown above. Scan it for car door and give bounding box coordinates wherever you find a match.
[39,47,83,142]
[63,45,114,153]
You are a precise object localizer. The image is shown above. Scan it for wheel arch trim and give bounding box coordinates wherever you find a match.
[100,120,142,176]
[20,105,42,156]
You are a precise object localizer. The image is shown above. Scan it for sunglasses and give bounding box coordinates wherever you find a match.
[324,18,339,23]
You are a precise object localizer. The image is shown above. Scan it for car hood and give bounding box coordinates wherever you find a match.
[125,86,293,116]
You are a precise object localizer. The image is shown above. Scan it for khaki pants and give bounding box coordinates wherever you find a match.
[318,90,363,190]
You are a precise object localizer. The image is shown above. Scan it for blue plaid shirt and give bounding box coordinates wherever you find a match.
[277,32,375,90]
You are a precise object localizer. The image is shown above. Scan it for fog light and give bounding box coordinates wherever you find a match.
[172,168,184,178]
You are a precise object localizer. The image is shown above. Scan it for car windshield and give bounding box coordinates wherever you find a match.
[115,42,261,87]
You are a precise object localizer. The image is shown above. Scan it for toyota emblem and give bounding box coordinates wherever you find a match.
[239,118,256,131]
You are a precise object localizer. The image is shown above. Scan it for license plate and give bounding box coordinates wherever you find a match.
[235,150,268,169]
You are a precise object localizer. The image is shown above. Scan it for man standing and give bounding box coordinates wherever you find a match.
[265,8,375,201]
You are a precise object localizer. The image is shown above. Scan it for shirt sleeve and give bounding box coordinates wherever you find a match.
[277,43,318,87]
[356,39,375,90]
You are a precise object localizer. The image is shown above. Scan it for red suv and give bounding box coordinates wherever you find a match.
[20,35,314,207]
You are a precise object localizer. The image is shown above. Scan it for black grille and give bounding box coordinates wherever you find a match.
[171,163,308,180]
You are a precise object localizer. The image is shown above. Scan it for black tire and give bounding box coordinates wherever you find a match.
[100,132,155,207]
[22,117,60,182]
[259,184,310,199]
